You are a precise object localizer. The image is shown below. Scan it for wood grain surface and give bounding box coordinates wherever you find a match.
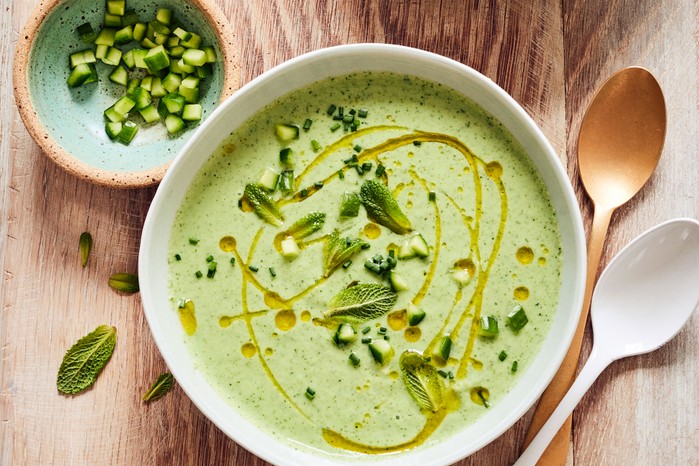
[1,0,697,465]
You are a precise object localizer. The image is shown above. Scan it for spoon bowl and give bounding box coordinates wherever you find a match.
[515,218,699,466]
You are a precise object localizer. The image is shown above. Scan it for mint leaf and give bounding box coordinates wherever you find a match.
[142,372,174,402]
[360,180,412,234]
[242,183,285,226]
[324,283,397,323]
[79,232,92,267]
[400,350,445,412]
[322,229,366,277]
[108,273,139,293]
[57,325,117,395]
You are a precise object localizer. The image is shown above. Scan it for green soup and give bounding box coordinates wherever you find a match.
[168,72,562,458]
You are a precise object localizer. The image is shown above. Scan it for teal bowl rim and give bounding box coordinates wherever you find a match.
[13,0,239,188]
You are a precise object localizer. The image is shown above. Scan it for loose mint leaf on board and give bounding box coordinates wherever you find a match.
[57,325,117,395]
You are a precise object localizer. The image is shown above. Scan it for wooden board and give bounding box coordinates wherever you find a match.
[1,0,697,465]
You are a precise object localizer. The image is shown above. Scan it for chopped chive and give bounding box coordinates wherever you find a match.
[348,109,356,115]
[230,257,236,265]
[303,118,313,130]
[383,335,390,340]
[338,106,344,117]
[361,337,371,344]
[300,188,308,197]
[353,144,362,152]
[314,181,324,189]
[174,253,181,261]
[207,261,217,278]
[428,191,437,202]
[194,270,202,278]
[311,139,322,151]
[269,267,276,277]
[338,170,345,179]
[330,122,341,132]
[326,104,337,115]
[362,326,371,334]
[345,237,352,247]
[333,115,344,121]
[342,260,352,269]
[388,249,395,258]
[361,162,372,172]
[248,265,259,272]
[413,140,422,146]
[238,199,243,209]
[511,361,518,372]
[375,164,386,177]
[379,326,387,333]
[343,156,353,164]
[205,254,214,262]
[355,165,364,176]
[177,298,186,308]
[343,114,354,123]
[478,389,490,408]
[349,353,360,366]
[189,238,199,245]
[448,371,454,379]
[437,369,449,378]
[357,109,368,118]
[498,350,508,361]
[360,243,371,250]
[305,387,316,400]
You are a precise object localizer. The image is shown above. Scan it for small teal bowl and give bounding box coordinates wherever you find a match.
[14,0,239,188]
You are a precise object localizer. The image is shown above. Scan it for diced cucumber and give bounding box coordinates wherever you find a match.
[83,64,98,84]
[105,121,122,139]
[432,335,452,363]
[95,44,108,60]
[176,58,196,74]
[258,167,280,191]
[279,147,294,166]
[368,339,393,365]
[156,8,173,25]
[406,302,426,326]
[132,48,148,68]
[169,45,185,59]
[167,36,180,48]
[106,0,126,16]
[339,192,360,218]
[162,92,185,114]
[178,84,199,104]
[67,63,95,87]
[162,72,182,93]
[126,78,140,93]
[203,46,217,63]
[150,77,167,97]
[104,105,126,123]
[388,270,408,292]
[108,65,129,86]
[140,37,157,49]
[506,305,528,331]
[275,123,300,142]
[121,49,136,69]
[69,49,96,68]
[409,233,430,258]
[334,323,357,345]
[116,120,138,145]
[104,13,122,28]
[179,32,201,49]
[149,19,171,36]
[478,315,499,337]
[397,239,416,259]
[143,45,170,72]
[76,23,97,44]
[280,236,300,259]
[182,49,207,66]
[113,95,136,115]
[114,25,133,45]
[101,47,122,66]
[173,27,192,42]
[164,114,186,134]
[121,10,139,27]
[132,23,147,42]
[278,170,294,194]
[139,104,160,124]
[140,75,153,91]
[94,28,116,46]
[195,63,213,78]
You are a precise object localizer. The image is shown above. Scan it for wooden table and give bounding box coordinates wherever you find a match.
[2,1,697,464]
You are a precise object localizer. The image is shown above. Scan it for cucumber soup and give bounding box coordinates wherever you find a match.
[167,72,562,459]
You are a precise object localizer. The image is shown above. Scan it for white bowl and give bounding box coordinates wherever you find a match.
[139,44,586,465]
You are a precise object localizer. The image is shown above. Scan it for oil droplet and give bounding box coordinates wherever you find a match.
[355,422,363,429]
[388,371,400,380]
[406,200,413,209]
[393,160,402,167]
[514,286,529,301]
[470,358,483,370]
[223,143,236,154]
[300,310,311,322]
[264,291,287,309]
[541,245,549,255]
[485,161,503,179]
[516,246,534,264]
[454,257,476,277]
[241,342,256,358]
[219,236,236,252]
[404,326,422,342]
[407,151,415,159]
[239,197,254,212]
[387,310,407,330]
[538,257,547,266]
[363,223,382,239]
[275,310,296,331]
[219,315,234,327]
[386,242,400,256]
[457,186,464,193]
[470,386,490,406]
[408,190,414,197]
[178,299,197,336]
[265,347,274,356]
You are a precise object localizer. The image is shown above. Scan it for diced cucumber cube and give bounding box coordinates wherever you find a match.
[132,23,146,42]
[67,63,94,87]
[169,45,185,58]
[139,104,161,124]
[126,78,140,93]
[506,305,528,331]
[130,87,151,110]
[156,8,173,25]
[182,49,207,67]
[132,48,148,68]
[114,25,133,45]
[334,323,357,345]
[164,114,186,134]
[397,239,416,259]
[258,167,280,191]
[178,84,199,104]
[104,13,122,28]
[195,63,213,78]
[279,147,294,166]
[106,0,126,16]
[162,73,182,93]
[388,270,408,292]
[140,37,157,49]
[113,95,136,115]
[95,44,108,60]
[69,49,96,68]
[368,339,393,365]
[76,23,97,44]
[202,46,217,63]
[278,170,294,194]
[153,32,168,46]
[143,45,170,72]
[181,104,202,121]
[407,302,426,326]
[150,77,167,97]
[101,46,122,66]
[108,65,129,86]
[280,236,300,259]
[176,58,195,74]
[94,28,116,46]
[149,19,170,36]
[410,233,430,258]
[116,121,138,145]
[172,27,192,42]
[140,75,153,91]
[105,121,122,139]
[275,123,300,142]
[121,49,136,69]
[162,92,185,114]
[121,10,139,27]
[104,105,126,123]
[179,32,201,49]
[479,315,499,337]
[167,36,180,48]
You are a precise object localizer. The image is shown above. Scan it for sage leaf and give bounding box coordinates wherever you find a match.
[400,350,445,412]
[324,283,397,324]
[57,325,117,395]
[79,232,92,267]
[142,372,174,402]
[323,229,367,277]
[360,180,412,234]
[109,273,139,293]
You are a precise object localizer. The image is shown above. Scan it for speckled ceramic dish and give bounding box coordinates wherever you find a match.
[13,0,239,188]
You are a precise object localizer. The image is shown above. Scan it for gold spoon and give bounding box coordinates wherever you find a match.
[521,67,666,464]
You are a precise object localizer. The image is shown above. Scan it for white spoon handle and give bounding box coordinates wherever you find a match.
[513,346,614,466]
